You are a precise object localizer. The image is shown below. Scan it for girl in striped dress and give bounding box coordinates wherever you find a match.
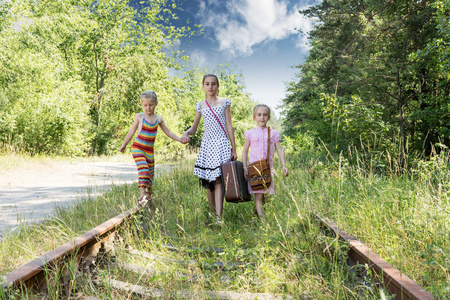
[119,91,186,205]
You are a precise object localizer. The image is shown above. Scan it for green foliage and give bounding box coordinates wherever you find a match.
[408,0,450,152]
[172,64,255,149]
[283,0,445,161]
[8,80,90,155]
[0,0,255,156]
[0,0,92,154]
[171,68,207,148]
[0,0,12,33]
[281,131,315,157]
[320,93,395,152]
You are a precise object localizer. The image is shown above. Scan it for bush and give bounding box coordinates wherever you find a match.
[6,80,90,155]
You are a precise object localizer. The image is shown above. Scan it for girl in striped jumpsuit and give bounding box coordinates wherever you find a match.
[119,91,186,205]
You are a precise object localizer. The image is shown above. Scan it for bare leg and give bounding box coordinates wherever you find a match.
[214,179,224,216]
[254,193,265,219]
[139,187,145,198]
[207,187,216,213]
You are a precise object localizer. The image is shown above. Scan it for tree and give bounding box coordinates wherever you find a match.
[0,0,255,156]
[409,0,450,153]
[283,0,441,164]
[71,0,193,154]
[0,0,91,154]
[0,0,194,155]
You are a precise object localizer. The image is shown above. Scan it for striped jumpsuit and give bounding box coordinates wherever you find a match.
[132,114,158,189]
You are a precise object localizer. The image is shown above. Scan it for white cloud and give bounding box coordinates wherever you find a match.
[173,39,181,48]
[295,31,312,53]
[198,0,313,56]
[190,49,208,67]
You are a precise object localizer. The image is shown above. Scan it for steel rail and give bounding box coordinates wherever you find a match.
[2,206,436,300]
[317,216,435,300]
[3,206,142,292]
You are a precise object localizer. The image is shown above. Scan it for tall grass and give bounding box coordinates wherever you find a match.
[1,151,448,299]
[0,183,139,274]
[84,160,382,299]
[289,146,449,298]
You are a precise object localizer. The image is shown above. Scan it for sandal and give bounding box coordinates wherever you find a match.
[137,196,148,206]
[144,191,153,203]
[144,188,152,198]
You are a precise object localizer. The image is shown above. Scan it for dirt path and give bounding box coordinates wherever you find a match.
[0,161,145,236]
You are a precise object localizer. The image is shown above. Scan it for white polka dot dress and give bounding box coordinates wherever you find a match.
[193,99,232,183]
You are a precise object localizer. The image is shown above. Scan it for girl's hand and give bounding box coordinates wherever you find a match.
[231,149,238,161]
[119,145,126,153]
[179,137,189,145]
[244,168,248,180]
[282,167,289,177]
[180,132,190,144]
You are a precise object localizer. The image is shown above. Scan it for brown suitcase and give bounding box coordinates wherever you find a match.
[220,160,252,203]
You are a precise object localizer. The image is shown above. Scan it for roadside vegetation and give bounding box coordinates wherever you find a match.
[1,149,448,299]
[1,0,449,298]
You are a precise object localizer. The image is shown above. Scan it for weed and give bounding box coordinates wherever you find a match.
[1,154,448,298]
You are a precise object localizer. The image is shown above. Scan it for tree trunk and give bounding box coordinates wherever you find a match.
[399,102,406,169]
[397,71,406,170]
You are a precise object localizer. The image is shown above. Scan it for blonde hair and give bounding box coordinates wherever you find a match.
[141,90,158,102]
[253,104,271,119]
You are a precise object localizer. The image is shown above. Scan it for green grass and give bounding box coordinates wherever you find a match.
[290,151,449,298]
[66,160,377,299]
[0,183,137,272]
[1,153,448,299]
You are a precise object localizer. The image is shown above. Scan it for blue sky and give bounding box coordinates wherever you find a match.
[172,0,317,116]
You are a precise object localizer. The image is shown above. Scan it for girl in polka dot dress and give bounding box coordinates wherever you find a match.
[181,74,238,225]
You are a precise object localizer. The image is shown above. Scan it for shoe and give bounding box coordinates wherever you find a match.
[215,216,223,226]
[138,196,148,206]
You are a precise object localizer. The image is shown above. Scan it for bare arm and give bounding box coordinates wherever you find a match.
[119,114,141,152]
[242,138,250,179]
[275,141,288,177]
[225,106,238,160]
[181,111,201,143]
[158,116,186,143]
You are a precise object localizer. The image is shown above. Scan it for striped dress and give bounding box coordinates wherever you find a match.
[131,114,158,188]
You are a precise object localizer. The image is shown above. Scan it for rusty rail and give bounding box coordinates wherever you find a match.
[2,206,436,300]
[317,216,435,300]
[3,206,142,292]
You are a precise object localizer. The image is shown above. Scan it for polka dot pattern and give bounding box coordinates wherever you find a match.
[194,99,232,182]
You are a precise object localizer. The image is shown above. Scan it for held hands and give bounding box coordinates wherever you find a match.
[179,137,189,145]
[180,132,190,144]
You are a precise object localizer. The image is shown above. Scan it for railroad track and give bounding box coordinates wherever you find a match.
[2,204,436,299]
